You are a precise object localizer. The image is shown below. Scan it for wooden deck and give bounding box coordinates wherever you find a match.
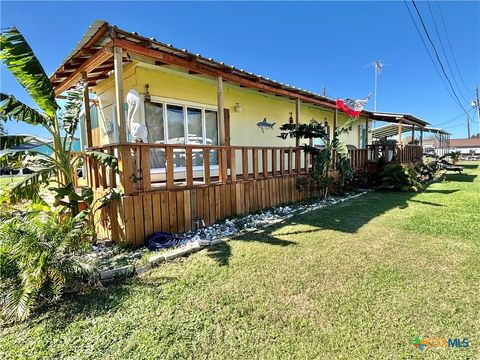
[85,143,423,245]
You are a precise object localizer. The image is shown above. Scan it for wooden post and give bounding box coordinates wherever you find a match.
[220,148,228,183]
[203,148,210,184]
[280,149,285,176]
[262,148,268,178]
[295,99,301,147]
[420,128,424,146]
[242,148,248,180]
[333,109,337,134]
[185,147,193,187]
[81,72,93,148]
[411,124,415,144]
[217,76,225,145]
[230,148,236,183]
[113,46,126,143]
[165,147,174,189]
[252,148,258,179]
[118,145,134,195]
[295,148,301,174]
[271,149,277,177]
[397,120,403,144]
[365,117,369,148]
[140,146,151,191]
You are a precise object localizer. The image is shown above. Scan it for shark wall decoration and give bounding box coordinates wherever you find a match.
[257,118,276,133]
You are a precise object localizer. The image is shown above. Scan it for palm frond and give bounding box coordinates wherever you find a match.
[0,149,54,168]
[0,93,51,126]
[6,166,56,203]
[60,84,84,136]
[84,150,118,172]
[0,134,34,150]
[0,27,58,117]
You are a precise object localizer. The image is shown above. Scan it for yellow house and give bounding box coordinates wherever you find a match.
[50,20,427,245]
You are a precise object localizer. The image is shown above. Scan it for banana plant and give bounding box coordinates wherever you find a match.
[279,118,355,198]
[0,27,119,216]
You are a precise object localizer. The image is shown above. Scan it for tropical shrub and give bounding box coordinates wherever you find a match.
[445,150,462,164]
[279,118,355,198]
[415,156,439,181]
[0,210,95,322]
[379,163,421,192]
[344,168,376,191]
[0,27,119,218]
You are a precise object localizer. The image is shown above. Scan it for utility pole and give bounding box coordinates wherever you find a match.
[467,114,471,138]
[474,86,480,137]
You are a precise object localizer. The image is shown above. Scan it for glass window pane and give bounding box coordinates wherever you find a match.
[145,102,164,143]
[144,102,165,168]
[205,110,218,145]
[187,107,202,144]
[167,105,185,143]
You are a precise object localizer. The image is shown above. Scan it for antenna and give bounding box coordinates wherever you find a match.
[365,60,391,112]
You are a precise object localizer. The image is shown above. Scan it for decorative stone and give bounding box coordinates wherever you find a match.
[99,265,134,280]
[148,253,166,265]
[135,263,152,275]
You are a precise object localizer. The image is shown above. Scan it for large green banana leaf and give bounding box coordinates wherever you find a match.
[0,27,58,117]
[0,93,51,126]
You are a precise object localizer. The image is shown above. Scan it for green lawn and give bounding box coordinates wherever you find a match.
[1,163,479,359]
[0,175,24,189]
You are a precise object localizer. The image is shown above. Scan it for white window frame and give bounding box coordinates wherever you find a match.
[142,96,220,173]
[143,95,219,145]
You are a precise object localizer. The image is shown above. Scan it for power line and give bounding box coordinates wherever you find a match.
[410,0,471,119]
[426,1,470,104]
[403,1,459,105]
[434,109,475,127]
[436,1,474,93]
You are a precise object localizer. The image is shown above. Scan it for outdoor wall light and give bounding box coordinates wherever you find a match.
[289,112,294,124]
[144,84,151,102]
[310,117,316,123]
[234,102,243,112]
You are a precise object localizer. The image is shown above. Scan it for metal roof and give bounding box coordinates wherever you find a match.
[369,112,429,127]
[49,20,431,127]
[372,123,449,139]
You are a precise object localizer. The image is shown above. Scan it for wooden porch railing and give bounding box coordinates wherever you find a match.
[85,143,423,195]
[86,144,311,195]
[367,144,423,164]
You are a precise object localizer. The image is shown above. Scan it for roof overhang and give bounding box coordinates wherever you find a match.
[369,112,429,127]
[372,123,449,139]
[49,20,351,112]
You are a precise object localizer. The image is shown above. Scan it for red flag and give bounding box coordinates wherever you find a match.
[336,95,370,118]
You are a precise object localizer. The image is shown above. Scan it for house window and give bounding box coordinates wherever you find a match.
[144,99,219,169]
[166,104,185,143]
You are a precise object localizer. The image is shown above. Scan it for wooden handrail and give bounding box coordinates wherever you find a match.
[84,142,423,195]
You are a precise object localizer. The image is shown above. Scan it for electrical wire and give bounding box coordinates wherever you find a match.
[427,1,470,104]
[436,1,474,93]
[403,1,459,106]
[410,0,471,119]
[435,109,475,127]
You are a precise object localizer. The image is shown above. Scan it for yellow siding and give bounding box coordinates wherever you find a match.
[91,63,365,148]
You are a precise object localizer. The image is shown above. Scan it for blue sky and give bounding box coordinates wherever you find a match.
[1,1,479,138]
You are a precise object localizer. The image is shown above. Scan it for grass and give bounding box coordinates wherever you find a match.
[1,162,479,359]
[0,175,25,189]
